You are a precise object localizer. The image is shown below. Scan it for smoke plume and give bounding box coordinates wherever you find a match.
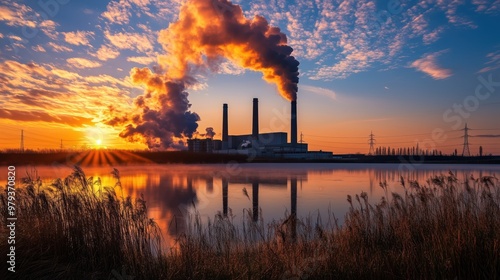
[106,68,200,149]
[108,0,299,149]
[160,0,299,101]
[205,127,216,139]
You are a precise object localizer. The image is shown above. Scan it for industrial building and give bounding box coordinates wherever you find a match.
[188,98,332,159]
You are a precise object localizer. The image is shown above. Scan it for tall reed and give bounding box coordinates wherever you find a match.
[0,166,166,279]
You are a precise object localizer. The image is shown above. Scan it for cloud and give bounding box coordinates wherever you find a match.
[67,58,102,69]
[239,0,491,80]
[101,0,158,24]
[300,84,336,100]
[126,56,155,65]
[0,109,94,126]
[0,60,134,128]
[63,31,94,46]
[422,27,444,45]
[104,30,153,53]
[473,0,500,14]
[95,44,120,61]
[32,45,46,52]
[39,20,58,40]
[410,51,452,80]
[7,34,23,41]
[217,61,246,75]
[47,42,72,52]
[478,49,500,73]
[102,0,132,24]
[0,4,36,28]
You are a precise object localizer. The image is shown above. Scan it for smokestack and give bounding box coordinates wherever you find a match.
[252,98,259,140]
[222,103,228,149]
[291,100,297,145]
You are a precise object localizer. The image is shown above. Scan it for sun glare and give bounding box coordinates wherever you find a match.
[96,139,102,146]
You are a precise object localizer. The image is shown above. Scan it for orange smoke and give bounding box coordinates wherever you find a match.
[158,0,299,101]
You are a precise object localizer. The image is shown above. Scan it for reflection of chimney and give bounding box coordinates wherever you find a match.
[291,100,297,145]
[252,98,259,140]
[290,177,297,216]
[252,180,259,222]
[222,177,228,217]
[206,177,213,193]
[290,177,297,241]
[222,103,228,149]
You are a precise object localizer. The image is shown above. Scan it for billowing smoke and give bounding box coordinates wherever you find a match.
[106,68,200,149]
[159,0,299,100]
[108,0,299,149]
[205,127,216,139]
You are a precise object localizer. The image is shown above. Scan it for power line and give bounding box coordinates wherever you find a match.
[307,130,461,139]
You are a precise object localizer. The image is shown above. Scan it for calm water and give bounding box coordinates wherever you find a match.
[2,163,500,247]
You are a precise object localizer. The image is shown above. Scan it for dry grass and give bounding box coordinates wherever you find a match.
[1,168,499,279]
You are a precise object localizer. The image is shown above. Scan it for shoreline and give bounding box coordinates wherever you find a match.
[1,151,499,165]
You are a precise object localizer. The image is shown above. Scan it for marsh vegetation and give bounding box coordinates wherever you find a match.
[1,167,499,279]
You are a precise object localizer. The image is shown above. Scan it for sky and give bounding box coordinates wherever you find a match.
[0,0,499,154]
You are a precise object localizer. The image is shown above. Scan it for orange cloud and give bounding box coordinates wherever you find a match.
[127,56,155,65]
[32,45,46,52]
[0,109,93,126]
[104,30,153,53]
[95,44,120,61]
[0,5,36,28]
[47,42,72,52]
[411,51,452,80]
[102,0,132,24]
[0,60,134,129]
[67,57,102,69]
[63,30,94,46]
[39,20,58,40]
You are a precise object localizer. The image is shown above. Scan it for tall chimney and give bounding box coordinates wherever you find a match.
[252,98,259,140]
[291,100,297,145]
[222,103,228,149]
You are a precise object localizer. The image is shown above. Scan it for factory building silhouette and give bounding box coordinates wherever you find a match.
[188,98,332,159]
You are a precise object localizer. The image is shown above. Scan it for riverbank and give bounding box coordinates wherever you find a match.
[1,150,499,165]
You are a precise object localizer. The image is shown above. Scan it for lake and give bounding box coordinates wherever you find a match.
[2,163,499,247]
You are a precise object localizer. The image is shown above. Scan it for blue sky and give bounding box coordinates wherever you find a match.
[0,0,499,154]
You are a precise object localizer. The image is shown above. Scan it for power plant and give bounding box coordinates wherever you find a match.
[188,98,332,159]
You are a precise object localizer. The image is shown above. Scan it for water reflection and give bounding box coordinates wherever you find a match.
[1,163,499,248]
